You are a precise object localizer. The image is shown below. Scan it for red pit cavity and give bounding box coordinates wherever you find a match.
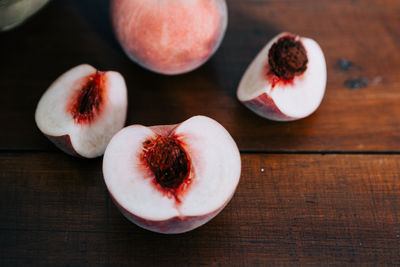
[141,135,192,203]
[67,71,106,124]
[268,35,308,81]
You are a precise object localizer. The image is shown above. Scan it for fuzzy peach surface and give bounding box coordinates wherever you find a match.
[111,0,227,74]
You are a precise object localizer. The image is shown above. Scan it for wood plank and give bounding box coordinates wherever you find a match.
[0,0,400,152]
[1,152,399,265]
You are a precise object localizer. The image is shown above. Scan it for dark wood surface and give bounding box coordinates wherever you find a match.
[1,0,400,265]
[1,153,400,265]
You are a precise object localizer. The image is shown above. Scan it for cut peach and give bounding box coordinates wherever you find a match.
[35,64,128,158]
[237,33,327,121]
[103,116,241,234]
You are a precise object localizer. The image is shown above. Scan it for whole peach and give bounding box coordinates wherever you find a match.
[111,0,228,75]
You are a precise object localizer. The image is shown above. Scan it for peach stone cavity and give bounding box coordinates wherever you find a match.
[103,116,241,234]
[237,33,327,121]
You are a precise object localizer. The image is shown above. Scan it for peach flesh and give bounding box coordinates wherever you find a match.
[237,33,327,121]
[35,64,128,158]
[103,116,241,234]
[47,71,107,157]
[110,0,228,75]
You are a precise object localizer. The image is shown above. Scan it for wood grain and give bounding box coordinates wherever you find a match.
[1,153,399,265]
[0,0,399,152]
[1,0,400,265]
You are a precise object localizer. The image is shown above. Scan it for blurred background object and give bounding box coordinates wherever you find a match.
[0,0,50,31]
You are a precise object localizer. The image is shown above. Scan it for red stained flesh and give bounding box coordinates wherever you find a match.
[67,71,106,124]
[265,69,296,91]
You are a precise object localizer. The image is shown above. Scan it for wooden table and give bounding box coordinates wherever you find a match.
[1,0,400,265]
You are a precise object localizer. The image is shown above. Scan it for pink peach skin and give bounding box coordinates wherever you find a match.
[110,0,228,75]
[45,134,81,157]
[242,93,294,121]
[110,191,234,234]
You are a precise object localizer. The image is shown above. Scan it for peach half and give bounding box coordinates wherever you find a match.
[103,116,241,234]
[237,33,327,121]
[35,64,128,158]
